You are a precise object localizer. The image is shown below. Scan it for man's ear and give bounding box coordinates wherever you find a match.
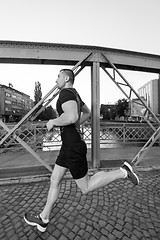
[65,76,69,83]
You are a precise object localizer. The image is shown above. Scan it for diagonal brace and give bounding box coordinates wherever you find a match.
[132,126,160,165]
[0,120,52,172]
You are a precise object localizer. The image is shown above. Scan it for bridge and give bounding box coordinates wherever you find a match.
[0,40,160,171]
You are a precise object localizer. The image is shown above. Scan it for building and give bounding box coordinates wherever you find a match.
[129,77,160,121]
[0,84,33,122]
[138,78,160,115]
[130,97,147,121]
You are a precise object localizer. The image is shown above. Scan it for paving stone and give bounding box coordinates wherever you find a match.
[106,223,114,232]
[92,229,102,239]
[47,236,57,240]
[51,229,61,238]
[131,235,139,240]
[59,235,68,240]
[100,236,108,240]
[115,223,123,231]
[0,232,5,239]
[113,229,123,239]
[74,236,83,240]
[148,228,157,237]
[0,169,160,239]
[107,233,117,240]
[122,236,131,240]
[19,236,28,240]
[72,225,79,234]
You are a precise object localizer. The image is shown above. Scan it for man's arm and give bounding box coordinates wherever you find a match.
[80,104,91,125]
[47,100,78,131]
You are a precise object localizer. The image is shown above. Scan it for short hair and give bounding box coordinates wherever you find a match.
[60,69,75,84]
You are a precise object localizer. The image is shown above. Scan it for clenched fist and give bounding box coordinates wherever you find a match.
[46,119,54,131]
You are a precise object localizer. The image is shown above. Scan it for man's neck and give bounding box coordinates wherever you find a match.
[63,83,73,89]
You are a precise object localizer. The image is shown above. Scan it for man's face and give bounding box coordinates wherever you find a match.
[56,72,66,89]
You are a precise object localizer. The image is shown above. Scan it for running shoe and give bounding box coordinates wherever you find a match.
[24,213,48,232]
[121,161,139,185]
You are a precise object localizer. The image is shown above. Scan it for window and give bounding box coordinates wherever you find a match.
[12,101,17,106]
[18,102,23,107]
[12,95,17,99]
[5,92,11,97]
[5,99,11,104]
[5,107,11,111]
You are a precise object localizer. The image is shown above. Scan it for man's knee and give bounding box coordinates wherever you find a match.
[75,175,89,194]
[50,174,61,188]
[49,165,66,188]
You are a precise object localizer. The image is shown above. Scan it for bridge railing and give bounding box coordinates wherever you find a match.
[0,121,158,153]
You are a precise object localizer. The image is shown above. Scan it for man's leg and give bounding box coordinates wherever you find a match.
[75,169,125,194]
[40,164,67,220]
[24,164,67,232]
[75,162,139,194]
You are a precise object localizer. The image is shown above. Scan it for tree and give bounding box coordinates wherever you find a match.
[40,105,57,120]
[34,81,42,105]
[34,81,43,120]
[100,104,109,120]
[33,81,57,121]
[116,98,129,118]
[100,104,116,120]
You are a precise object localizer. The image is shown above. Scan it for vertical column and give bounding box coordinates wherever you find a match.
[158,74,160,114]
[91,61,100,168]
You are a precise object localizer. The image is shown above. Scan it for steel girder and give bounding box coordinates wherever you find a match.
[0,41,160,169]
[0,41,160,73]
[101,53,160,165]
[0,52,93,171]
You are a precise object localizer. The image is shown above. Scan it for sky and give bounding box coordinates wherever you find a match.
[0,0,159,108]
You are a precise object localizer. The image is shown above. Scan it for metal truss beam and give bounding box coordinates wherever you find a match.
[101,53,160,125]
[0,41,160,73]
[0,52,92,170]
[101,53,160,165]
[0,120,52,172]
[132,126,160,165]
[1,40,160,169]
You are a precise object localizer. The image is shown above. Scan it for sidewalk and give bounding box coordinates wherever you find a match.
[0,168,160,239]
[0,147,160,239]
[0,146,160,179]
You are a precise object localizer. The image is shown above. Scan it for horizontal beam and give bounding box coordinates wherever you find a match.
[0,41,160,73]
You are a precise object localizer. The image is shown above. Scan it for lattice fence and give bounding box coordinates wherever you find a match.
[0,121,158,153]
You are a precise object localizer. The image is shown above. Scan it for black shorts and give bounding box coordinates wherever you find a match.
[55,140,88,180]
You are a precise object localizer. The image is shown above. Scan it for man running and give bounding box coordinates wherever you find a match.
[24,69,139,232]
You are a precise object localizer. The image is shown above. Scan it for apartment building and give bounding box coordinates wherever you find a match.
[130,77,160,120]
[138,78,160,115]
[0,84,33,122]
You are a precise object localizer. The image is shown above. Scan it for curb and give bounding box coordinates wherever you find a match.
[0,165,160,186]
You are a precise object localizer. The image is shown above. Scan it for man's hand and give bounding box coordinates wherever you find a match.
[46,120,54,131]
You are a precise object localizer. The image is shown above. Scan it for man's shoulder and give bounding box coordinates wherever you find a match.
[59,88,77,102]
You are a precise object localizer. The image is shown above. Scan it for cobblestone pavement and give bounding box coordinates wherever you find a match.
[0,170,160,240]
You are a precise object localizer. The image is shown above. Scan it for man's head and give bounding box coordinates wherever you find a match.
[60,69,75,83]
[56,69,75,89]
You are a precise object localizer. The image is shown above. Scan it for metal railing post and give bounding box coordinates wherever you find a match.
[123,124,126,147]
